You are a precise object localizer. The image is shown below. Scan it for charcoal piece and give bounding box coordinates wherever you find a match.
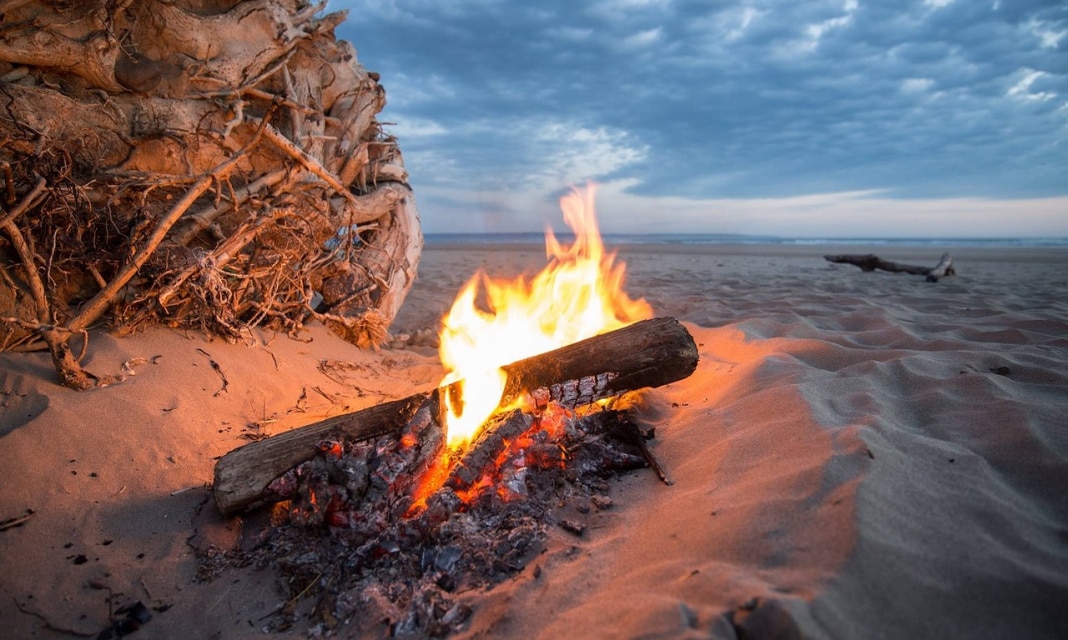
[373,404,438,490]
[591,494,614,510]
[421,488,463,526]
[291,473,348,527]
[729,597,803,640]
[332,455,371,502]
[445,411,534,493]
[96,601,153,639]
[420,544,462,573]
[571,439,648,477]
[436,572,457,592]
[316,439,344,459]
[264,467,300,500]
[572,408,626,436]
[559,519,588,537]
[441,602,471,626]
[524,443,566,469]
[499,465,528,500]
[602,411,674,485]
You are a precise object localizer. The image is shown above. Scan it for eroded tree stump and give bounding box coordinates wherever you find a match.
[0,1,421,387]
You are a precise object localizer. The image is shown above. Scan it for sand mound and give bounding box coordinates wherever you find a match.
[3,244,1066,639]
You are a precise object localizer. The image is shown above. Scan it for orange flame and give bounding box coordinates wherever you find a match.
[438,183,652,451]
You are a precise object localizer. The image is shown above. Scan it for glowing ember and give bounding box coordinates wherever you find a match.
[438,184,652,451]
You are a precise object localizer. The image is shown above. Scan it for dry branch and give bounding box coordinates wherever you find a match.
[255,119,360,207]
[212,317,699,515]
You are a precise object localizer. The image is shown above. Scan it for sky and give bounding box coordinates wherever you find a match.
[331,0,1068,238]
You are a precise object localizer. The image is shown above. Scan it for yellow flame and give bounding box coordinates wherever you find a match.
[438,183,652,450]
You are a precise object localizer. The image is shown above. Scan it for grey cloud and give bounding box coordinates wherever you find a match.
[332,0,1067,209]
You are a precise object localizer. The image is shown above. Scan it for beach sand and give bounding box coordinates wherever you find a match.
[2,243,1066,639]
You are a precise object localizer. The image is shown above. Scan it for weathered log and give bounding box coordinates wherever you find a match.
[924,252,955,282]
[824,252,956,282]
[212,316,699,516]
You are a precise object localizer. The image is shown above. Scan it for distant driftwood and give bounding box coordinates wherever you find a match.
[824,252,955,282]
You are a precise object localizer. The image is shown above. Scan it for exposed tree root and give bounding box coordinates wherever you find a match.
[1,1,422,388]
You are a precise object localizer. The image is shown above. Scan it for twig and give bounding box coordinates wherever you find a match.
[311,385,342,404]
[283,66,302,146]
[242,48,298,93]
[138,576,154,604]
[0,509,35,531]
[171,168,288,246]
[197,348,229,396]
[0,175,47,227]
[1,159,14,205]
[251,118,360,207]
[618,420,673,486]
[259,568,325,621]
[197,86,315,116]
[1,202,49,324]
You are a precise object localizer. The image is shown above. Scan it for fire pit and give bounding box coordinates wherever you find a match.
[206,185,699,635]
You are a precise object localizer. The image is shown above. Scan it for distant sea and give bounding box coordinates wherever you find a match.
[424,233,1068,248]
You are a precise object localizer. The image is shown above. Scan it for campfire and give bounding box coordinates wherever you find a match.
[208,185,699,635]
[409,184,655,510]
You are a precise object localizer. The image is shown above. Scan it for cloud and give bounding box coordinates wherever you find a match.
[1007,68,1058,103]
[546,26,595,43]
[388,117,448,139]
[576,182,1068,239]
[331,0,1068,236]
[901,77,936,94]
[533,123,648,187]
[621,27,663,49]
[381,111,646,195]
[1028,19,1067,49]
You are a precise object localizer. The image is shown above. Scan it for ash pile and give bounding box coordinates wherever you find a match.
[199,394,661,637]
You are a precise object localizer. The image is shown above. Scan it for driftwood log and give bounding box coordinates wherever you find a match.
[212,316,700,516]
[1,1,421,388]
[825,252,955,282]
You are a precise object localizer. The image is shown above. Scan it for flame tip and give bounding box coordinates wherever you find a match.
[436,184,651,454]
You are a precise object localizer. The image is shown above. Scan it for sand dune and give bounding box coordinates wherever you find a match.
[2,243,1066,638]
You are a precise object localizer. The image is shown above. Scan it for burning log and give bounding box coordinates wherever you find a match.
[825,252,956,282]
[212,316,698,516]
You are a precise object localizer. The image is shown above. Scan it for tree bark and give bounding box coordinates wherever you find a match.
[212,317,699,516]
[824,252,956,282]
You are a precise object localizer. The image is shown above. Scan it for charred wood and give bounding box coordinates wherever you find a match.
[212,316,698,516]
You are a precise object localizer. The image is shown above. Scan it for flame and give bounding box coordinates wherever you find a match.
[438,183,652,450]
